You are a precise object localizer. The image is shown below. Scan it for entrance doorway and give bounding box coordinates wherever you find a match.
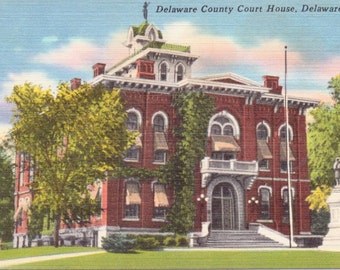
[211,183,236,230]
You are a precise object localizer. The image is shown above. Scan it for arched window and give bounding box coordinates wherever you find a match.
[279,124,293,141]
[223,125,234,136]
[209,111,240,161]
[256,122,272,170]
[176,64,184,82]
[153,115,165,132]
[160,62,167,81]
[208,111,240,138]
[257,123,268,140]
[211,124,222,135]
[126,112,139,131]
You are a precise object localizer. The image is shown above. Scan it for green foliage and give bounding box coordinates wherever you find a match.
[135,236,161,250]
[0,144,14,242]
[311,209,330,235]
[328,74,340,103]
[163,236,177,246]
[160,91,215,235]
[305,185,331,211]
[102,234,135,253]
[6,82,134,246]
[176,235,189,247]
[308,104,340,188]
[307,102,340,215]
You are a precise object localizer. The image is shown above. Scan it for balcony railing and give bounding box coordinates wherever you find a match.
[200,157,258,189]
[201,157,258,175]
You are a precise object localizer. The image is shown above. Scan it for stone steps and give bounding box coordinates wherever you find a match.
[206,230,285,248]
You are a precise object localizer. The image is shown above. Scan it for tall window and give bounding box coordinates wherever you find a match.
[257,123,268,141]
[176,64,184,82]
[153,115,165,132]
[282,187,294,223]
[209,113,240,160]
[153,183,169,220]
[259,188,270,220]
[280,125,292,141]
[125,110,142,162]
[279,124,295,172]
[126,112,139,131]
[125,181,141,219]
[257,122,272,170]
[160,62,167,81]
[153,112,168,164]
[282,189,289,223]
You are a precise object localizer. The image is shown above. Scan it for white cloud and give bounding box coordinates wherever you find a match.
[162,22,340,91]
[33,39,102,71]
[33,33,129,72]
[2,71,58,97]
[162,22,303,75]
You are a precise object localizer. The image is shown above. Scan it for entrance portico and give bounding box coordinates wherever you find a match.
[201,157,259,231]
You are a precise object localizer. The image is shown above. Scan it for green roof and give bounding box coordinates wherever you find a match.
[132,22,163,39]
[107,41,191,72]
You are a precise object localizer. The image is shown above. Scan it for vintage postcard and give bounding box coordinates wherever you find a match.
[0,0,339,269]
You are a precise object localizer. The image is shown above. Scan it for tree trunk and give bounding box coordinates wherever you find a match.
[53,215,61,248]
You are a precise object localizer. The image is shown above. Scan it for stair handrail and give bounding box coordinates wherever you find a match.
[249,223,296,247]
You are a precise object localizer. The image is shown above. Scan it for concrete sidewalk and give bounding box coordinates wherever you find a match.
[0,250,105,268]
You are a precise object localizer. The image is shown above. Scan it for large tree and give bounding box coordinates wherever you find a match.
[0,144,14,242]
[7,82,134,247]
[307,74,340,234]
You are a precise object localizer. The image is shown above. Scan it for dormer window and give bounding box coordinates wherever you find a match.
[176,64,184,82]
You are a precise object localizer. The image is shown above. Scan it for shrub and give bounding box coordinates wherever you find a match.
[164,236,176,246]
[102,234,135,253]
[135,237,161,250]
[176,235,188,247]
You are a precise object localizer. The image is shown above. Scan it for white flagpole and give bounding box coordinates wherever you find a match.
[285,45,294,248]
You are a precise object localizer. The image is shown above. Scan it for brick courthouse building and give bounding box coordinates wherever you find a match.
[13,20,319,248]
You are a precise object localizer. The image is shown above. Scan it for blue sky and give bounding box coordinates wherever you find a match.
[1,0,339,138]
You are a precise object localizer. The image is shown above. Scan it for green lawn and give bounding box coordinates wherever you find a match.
[2,248,340,269]
[0,246,99,260]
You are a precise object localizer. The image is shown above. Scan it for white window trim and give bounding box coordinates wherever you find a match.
[208,110,240,138]
[151,111,169,131]
[126,108,142,129]
[256,121,271,141]
[278,123,294,141]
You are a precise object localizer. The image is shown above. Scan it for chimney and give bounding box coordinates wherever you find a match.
[92,63,106,77]
[263,75,282,95]
[70,78,81,90]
